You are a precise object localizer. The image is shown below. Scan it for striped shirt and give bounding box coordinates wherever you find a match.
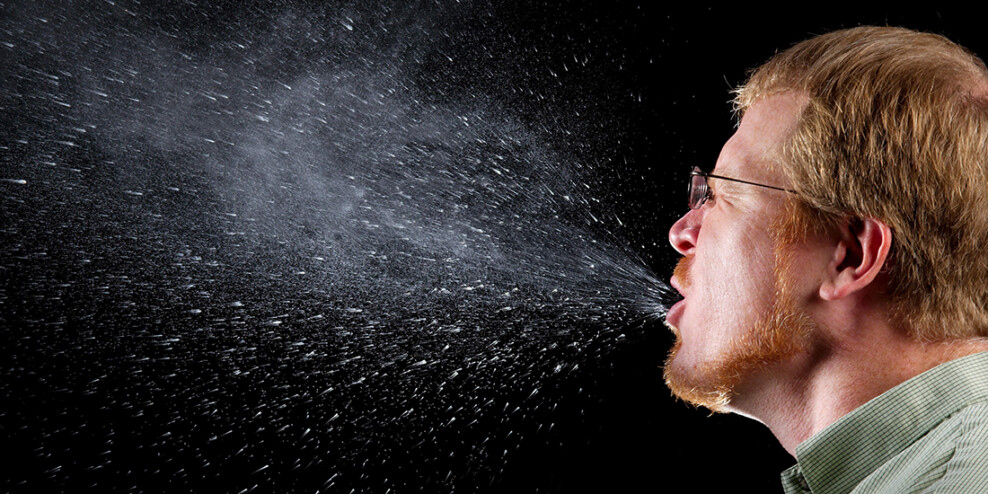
[781,351,988,494]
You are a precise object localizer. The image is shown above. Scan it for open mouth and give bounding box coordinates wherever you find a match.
[663,279,686,322]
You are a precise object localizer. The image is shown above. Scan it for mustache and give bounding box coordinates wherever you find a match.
[673,255,693,290]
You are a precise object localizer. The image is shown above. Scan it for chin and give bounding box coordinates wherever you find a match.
[662,338,734,413]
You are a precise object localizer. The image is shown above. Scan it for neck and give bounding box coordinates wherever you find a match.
[728,319,988,456]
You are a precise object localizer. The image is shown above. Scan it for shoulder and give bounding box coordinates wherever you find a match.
[851,401,988,493]
[925,401,988,491]
[912,401,988,493]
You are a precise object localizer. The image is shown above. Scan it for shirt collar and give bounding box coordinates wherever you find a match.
[788,351,988,494]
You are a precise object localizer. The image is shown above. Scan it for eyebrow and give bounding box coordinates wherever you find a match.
[708,178,744,200]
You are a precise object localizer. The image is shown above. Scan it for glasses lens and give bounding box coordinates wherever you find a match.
[689,172,708,209]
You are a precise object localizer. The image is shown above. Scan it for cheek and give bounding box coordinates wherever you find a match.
[696,222,778,320]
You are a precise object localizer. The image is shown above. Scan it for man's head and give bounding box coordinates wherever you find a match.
[737,26,988,340]
[664,26,988,410]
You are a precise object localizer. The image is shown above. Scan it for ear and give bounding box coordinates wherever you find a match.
[818,217,892,301]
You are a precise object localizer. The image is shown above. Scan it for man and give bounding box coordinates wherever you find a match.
[664,26,988,493]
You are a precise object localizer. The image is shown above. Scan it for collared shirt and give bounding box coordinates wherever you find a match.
[781,351,988,494]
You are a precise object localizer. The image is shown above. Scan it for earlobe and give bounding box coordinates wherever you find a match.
[818,218,892,301]
[819,243,848,301]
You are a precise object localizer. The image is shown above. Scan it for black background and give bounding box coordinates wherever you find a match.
[3,3,987,492]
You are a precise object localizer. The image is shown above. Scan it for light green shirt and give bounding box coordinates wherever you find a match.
[781,351,988,494]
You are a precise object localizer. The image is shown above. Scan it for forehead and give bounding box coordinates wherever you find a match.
[713,93,807,186]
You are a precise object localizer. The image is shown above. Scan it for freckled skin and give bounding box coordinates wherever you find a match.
[666,94,809,409]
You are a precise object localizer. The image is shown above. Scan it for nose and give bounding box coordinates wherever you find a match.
[669,208,701,256]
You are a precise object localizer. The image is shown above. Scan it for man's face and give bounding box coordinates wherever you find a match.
[663,93,813,411]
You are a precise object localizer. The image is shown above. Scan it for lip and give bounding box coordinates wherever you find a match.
[670,276,683,295]
[666,297,685,325]
[666,277,686,325]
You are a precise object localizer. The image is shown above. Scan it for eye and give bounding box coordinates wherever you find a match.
[701,182,716,206]
[690,174,710,209]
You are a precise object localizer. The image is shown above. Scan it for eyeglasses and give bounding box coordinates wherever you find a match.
[688,166,796,210]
